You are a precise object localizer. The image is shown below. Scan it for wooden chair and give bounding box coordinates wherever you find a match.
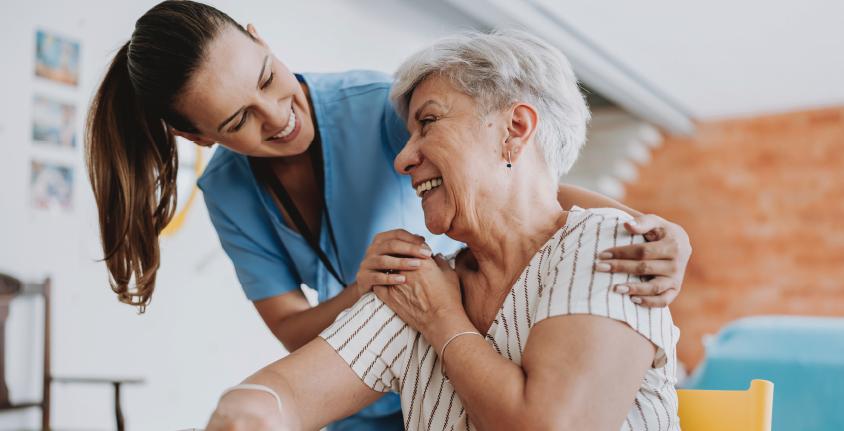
[0,273,144,431]
[678,379,774,431]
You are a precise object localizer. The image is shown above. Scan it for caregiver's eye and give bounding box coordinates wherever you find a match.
[261,71,274,90]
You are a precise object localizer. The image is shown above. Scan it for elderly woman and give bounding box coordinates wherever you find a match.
[208,30,679,431]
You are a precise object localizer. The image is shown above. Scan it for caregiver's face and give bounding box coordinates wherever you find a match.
[395,75,506,235]
[176,25,315,157]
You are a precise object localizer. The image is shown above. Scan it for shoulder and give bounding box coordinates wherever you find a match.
[300,70,393,103]
[197,147,246,191]
[537,207,646,305]
[197,147,254,203]
[547,207,642,259]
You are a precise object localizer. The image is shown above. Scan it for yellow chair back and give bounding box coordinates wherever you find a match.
[677,379,773,431]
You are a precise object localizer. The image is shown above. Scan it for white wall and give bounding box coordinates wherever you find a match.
[533,0,844,119]
[0,1,474,429]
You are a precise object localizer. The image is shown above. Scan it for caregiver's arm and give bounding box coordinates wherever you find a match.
[254,284,363,352]
[558,183,641,215]
[559,183,692,307]
[207,338,383,431]
[256,230,430,351]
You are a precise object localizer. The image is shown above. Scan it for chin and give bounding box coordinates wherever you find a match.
[423,213,450,236]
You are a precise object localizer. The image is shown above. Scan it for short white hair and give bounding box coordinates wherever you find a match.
[390,30,590,178]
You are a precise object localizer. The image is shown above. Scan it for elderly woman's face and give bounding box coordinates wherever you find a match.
[395,75,508,235]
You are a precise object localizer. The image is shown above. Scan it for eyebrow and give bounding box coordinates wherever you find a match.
[413,100,445,122]
[216,54,271,132]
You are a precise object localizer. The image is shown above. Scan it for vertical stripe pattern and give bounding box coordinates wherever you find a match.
[319,207,679,430]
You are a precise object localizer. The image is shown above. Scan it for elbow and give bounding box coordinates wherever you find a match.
[271,323,305,352]
[275,331,306,352]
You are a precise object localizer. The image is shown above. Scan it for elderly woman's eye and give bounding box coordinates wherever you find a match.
[420,116,438,130]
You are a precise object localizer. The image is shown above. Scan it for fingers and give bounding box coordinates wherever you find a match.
[432,254,453,271]
[360,271,406,287]
[595,259,677,277]
[599,240,676,261]
[612,277,678,308]
[624,214,667,241]
[628,288,679,308]
[371,237,432,260]
[374,229,426,246]
[366,254,425,272]
[613,277,676,297]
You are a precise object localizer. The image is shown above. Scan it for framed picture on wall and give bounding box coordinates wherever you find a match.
[29,160,74,212]
[32,95,77,149]
[34,29,80,86]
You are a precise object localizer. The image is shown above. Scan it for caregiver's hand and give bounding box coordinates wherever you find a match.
[596,214,692,308]
[206,391,287,431]
[373,254,463,336]
[354,229,433,298]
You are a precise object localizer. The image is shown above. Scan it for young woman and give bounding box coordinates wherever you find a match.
[85,2,691,430]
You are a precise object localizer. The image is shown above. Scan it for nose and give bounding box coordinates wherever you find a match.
[394,136,423,175]
[258,96,290,133]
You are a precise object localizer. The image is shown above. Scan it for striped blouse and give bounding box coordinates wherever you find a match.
[319,207,680,431]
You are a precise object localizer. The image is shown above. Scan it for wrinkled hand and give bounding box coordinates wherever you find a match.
[206,391,287,431]
[373,254,464,336]
[354,229,433,298]
[596,214,692,307]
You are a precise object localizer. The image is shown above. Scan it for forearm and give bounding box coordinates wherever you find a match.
[557,184,642,216]
[424,316,543,431]
[273,284,362,351]
[214,338,381,430]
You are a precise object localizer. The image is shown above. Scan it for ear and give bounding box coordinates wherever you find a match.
[170,128,215,148]
[502,102,539,164]
[246,24,269,48]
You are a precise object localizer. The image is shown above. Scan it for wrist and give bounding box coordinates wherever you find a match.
[423,309,475,353]
[346,281,365,302]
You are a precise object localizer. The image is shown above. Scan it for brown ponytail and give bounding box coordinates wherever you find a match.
[85,1,248,311]
[86,42,177,311]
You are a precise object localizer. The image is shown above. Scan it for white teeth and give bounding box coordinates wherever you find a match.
[415,177,443,197]
[270,111,296,140]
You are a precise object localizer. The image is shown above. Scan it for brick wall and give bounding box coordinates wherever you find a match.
[623,107,844,369]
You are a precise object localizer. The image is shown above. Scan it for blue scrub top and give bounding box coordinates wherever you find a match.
[197,70,461,421]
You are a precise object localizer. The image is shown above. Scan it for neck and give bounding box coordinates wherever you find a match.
[457,176,565,295]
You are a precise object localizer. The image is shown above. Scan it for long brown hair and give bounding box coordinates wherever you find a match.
[86,1,246,311]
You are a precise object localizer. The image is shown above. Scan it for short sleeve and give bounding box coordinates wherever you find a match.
[383,94,410,158]
[203,195,299,301]
[320,293,413,393]
[535,208,676,368]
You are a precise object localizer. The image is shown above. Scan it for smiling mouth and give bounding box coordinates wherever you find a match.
[265,109,297,141]
[414,177,443,198]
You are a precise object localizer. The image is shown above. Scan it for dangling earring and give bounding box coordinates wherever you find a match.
[505,133,512,169]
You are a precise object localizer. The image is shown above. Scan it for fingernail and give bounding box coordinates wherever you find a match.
[631,297,642,304]
[392,275,406,283]
[420,247,432,257]
[407,259,421,267]
[614,284,629,294]
[595,262,611,272]
[598,251,613,259]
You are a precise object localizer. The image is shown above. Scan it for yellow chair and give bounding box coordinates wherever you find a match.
[677,379,774,431]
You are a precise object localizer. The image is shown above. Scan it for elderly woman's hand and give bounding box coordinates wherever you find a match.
[596,214,692,307]
[373,253,464,336]
[354,229,433,298]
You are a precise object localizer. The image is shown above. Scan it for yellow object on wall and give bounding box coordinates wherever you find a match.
[677,379,774,431]
[161,144,205,237]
